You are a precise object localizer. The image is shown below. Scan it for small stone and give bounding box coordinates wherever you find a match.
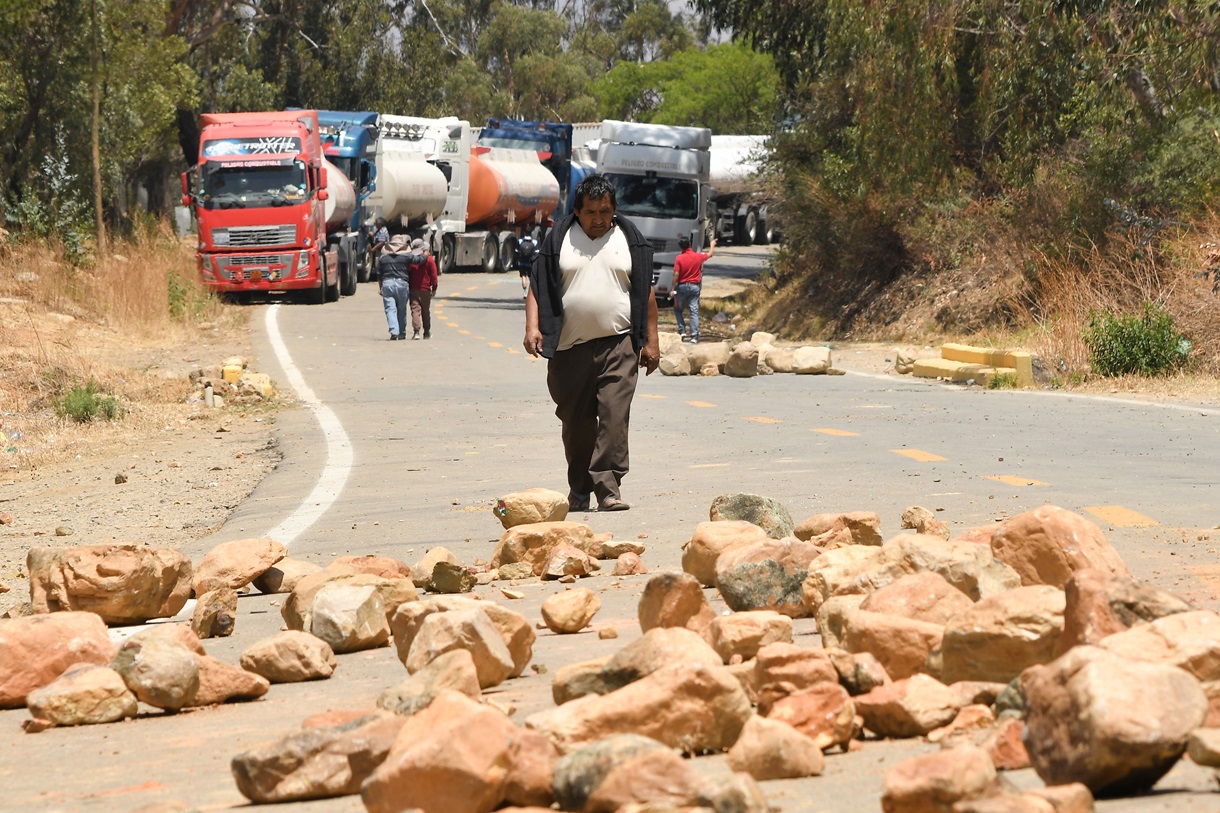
[54,526,73,537]
[501,588,525,600]
[541,588,601,634]
[114,473,128,484]
[599,626,619,640]
[430,561,476,594]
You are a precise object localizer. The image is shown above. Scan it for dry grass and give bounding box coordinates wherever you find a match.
[1000,217,1220,382]
[0,224,248,471]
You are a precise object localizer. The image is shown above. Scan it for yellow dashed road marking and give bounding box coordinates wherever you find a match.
[446,322,458,327]
[891,449,947,462]
[745,416,781,424]
[985,475,1049,487]
[813,428,858,436]
[691,463,730,468]
[458,329,470,335]
[687,400,717,408]
[487,341,502,348]
[1083,506,1159,527]
[506,348,520,354]
[448,292,462,297]
[466,285,479,291]
[639,394,666,399]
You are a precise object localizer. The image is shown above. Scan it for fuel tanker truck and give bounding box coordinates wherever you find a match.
[321,156,359,295]
[374,115,560,273]
[183,109,343,303]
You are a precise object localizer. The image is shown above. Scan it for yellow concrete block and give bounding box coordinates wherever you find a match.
[939,344,1034,386]
[912,358,994,382]
[222,364,243,384]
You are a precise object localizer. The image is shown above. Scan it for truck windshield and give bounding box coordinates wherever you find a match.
[328,156,358,183]
[479,136,544,152]
[604,174,699,220]
[200,160,308,209]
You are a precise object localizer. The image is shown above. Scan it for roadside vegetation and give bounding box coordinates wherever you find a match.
[0,222,241,469]
[2,1,1219,393]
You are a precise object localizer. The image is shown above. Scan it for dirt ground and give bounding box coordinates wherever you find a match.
[0,300,283,617]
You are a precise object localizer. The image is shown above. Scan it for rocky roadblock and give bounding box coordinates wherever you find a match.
[2,490,1220,813]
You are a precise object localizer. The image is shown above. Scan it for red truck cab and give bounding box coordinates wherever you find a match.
[183,110,339,303]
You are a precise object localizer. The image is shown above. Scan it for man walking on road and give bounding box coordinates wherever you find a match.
[407,237,438,339]
[376,234,413,340]
[672,235,715,343]
[523,174,660,513]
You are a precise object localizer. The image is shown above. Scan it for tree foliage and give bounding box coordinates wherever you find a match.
[696,0,1220,332]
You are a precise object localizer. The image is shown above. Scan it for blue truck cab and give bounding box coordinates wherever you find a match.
[317,110,379,287]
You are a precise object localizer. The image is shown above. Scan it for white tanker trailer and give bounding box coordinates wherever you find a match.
[374,115,560,273]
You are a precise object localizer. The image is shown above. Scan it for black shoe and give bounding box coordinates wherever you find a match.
[389,335,399,341]
[423,332,431,339]
[567,493,590,512]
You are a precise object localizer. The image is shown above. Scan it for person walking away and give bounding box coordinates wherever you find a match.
[370,218,389,265]
[376,234,413,340]
[407,237,439,339]
[515,235,538,298]
[672,235,715,343]
[523,174,660,513]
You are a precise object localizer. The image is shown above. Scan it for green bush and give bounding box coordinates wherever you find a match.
[55,380,123,423]
[1083,302,1188,377]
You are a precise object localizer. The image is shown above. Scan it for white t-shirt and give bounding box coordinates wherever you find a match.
[556,223,632,352]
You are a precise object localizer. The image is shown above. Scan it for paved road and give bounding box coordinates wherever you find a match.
[4,250,1219,812]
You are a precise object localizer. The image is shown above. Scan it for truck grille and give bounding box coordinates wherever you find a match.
[648,239,668,253]
[218,255,287,270]
[215,225,296,248]
[217,253,293,281]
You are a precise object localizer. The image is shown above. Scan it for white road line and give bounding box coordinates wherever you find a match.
[262,303,354,546]
[110,304,353,640]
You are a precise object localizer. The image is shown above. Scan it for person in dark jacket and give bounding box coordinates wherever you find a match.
[515,234,538,298]
[376,234,414,340]
[523,173,659,512]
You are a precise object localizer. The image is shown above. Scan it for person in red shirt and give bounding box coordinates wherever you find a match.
[672,235,715,343]
[407,237,439,339]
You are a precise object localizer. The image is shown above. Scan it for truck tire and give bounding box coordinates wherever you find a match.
[324,257,340,302]
[357,253,371,284]
[309,277,326,305]
[339,259,357,297]
[481,234,499,274]
[441,234,456,274]
[735,210,758,245]
[498,233,517,274]
[757,217,773,246]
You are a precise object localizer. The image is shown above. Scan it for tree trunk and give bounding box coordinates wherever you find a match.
[90,0,106,251]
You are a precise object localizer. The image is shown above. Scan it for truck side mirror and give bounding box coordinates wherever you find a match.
[317,189,330,201]
[318,166,328,191]
[180,171,191,205]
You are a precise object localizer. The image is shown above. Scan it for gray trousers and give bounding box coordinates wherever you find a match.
[546,333,639,503]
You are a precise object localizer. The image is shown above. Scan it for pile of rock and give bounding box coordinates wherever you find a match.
[189,355,276,408]
[8,484,1220,813]
[658,331,839,377]
[664,493,1220,810]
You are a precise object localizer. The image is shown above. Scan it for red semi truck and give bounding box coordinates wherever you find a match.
[182,110,350,303]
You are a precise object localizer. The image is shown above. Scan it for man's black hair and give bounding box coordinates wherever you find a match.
[573,174,617,211]
[678,236,691,251]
